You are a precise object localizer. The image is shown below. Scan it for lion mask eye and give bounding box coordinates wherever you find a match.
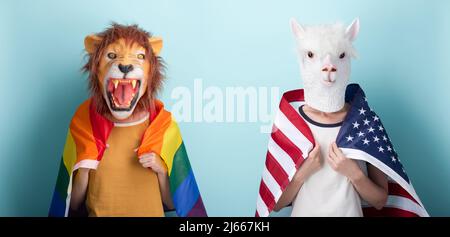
[137,53,145,60]
[107,52,117,59]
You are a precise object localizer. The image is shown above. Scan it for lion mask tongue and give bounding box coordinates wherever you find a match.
[115,83,134,105]
[107,79,138,107]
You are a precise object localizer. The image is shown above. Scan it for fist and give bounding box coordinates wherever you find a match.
[327,142,362,180]
[139,152,168,175]
[295,144,322,181]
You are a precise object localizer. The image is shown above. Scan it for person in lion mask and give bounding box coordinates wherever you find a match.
[49,24,207,217]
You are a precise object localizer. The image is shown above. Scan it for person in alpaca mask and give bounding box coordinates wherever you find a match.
[256,18,428,217]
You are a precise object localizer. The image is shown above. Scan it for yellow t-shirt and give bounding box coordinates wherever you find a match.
[86,116,164,217]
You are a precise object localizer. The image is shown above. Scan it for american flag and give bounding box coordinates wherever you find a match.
[256,84,428,217]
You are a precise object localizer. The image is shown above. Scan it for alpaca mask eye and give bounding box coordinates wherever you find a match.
[107,53,117,59]
[137,54,145,60]
[339,52,346,59]
[307,51,314,59]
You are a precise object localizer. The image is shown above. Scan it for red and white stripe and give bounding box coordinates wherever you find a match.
[256,89,429,217]
[341,148,429,217]
[256,90,314,217]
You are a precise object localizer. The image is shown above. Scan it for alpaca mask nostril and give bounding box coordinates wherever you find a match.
[322,67,337,72]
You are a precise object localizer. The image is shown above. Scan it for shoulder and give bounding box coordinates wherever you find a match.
[74,99,92,114]
[281,88,305,102]
[70,98,93,126]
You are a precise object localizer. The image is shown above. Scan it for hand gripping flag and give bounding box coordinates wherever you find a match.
[256,84,428,217]
[49,99,207,217]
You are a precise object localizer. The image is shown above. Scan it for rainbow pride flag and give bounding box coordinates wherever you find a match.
[48,99,207,217]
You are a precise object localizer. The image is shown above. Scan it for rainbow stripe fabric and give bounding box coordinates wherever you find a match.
[48,99,207,217]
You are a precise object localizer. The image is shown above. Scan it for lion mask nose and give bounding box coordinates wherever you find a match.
[118,64,134,74]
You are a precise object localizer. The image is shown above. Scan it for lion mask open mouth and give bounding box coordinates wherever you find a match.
[106,78,141,111]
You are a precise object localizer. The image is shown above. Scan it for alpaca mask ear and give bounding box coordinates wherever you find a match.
[84,34,103,54]
[290,18,306,40]
[149,37,163,56]
[345,18,360,42]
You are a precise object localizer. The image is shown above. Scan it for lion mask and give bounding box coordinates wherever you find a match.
[83,24,165,120]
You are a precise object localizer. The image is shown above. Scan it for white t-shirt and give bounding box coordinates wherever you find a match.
[291,105,364,217]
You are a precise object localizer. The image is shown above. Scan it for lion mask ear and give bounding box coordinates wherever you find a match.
[84,34,103,54]
[149,37,163,56]
[85,34,162,55]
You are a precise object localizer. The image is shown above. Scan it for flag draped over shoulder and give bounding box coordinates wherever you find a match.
[49,99,207,217]
[256,84,428,217]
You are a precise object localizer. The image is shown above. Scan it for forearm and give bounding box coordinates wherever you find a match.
[70,168,89,211]
[350,170,388,210]
[157,172,174,210]
[273,173,306,211]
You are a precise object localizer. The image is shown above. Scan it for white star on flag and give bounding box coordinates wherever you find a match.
[368,127,375,133]
[352,121,360,129]
[373,136,380,143]
[359,107,366,115]
[378,146,385,153]
[383,135,388,141]
[363,118,370,126]
[362,138,370,145]
[373,115,379,122]
[391,156,396,162]
[387,146,392,152]
[378,125,384,132]
[346,135,354,142]
[357,131,365,137]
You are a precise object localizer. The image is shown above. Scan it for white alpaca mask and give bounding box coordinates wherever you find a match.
[291,18,360,113]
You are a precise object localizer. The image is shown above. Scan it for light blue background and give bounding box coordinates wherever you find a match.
[0,0,449,216]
